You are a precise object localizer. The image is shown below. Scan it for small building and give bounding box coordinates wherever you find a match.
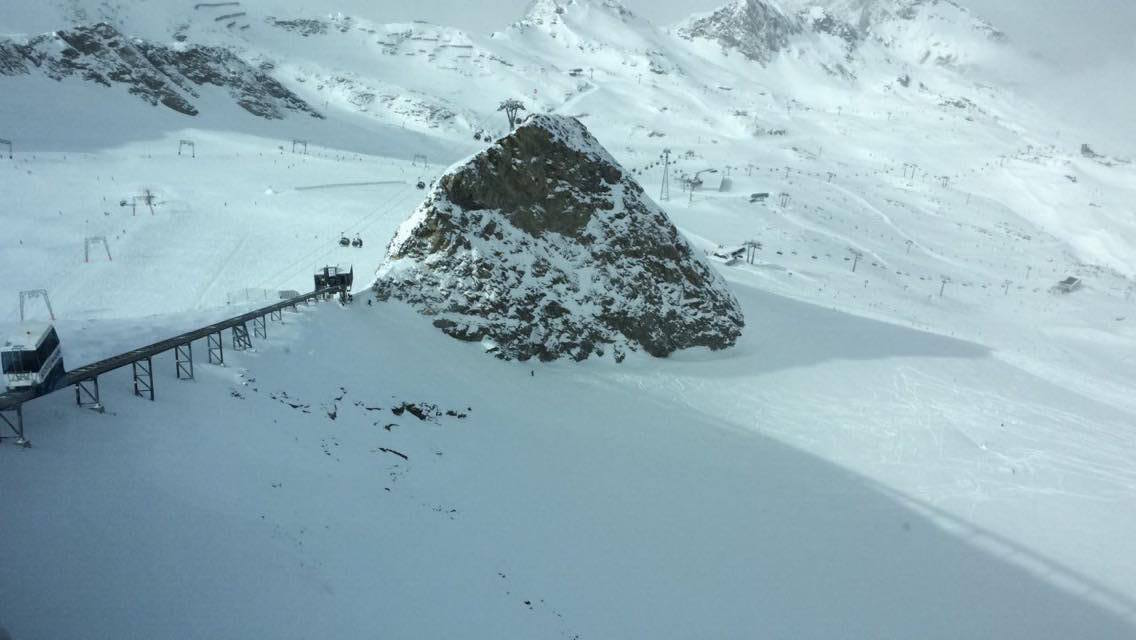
[314,265,354,293]
[2,323,65,392]
[709,245,746,266]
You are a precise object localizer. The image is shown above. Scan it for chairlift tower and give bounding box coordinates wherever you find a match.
[18,289,55,322]
[84,236,112,263]
[659,149,671,201]
[743,240,762,265]
[0,137,11,159]
[178,139,196,157]
[291,139,309,154]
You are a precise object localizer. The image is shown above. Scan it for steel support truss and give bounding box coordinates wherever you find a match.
[0,405,28,447]
[132,357,154,401]
[75,377,103,411]
[208,332,224,365]
[269,308,283,322]
[176,343,194,380]
[232,323,252,351]
[252,315,267,340]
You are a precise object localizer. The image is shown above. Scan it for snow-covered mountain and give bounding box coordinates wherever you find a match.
[678,0,1005,70]
[2,1,1136,638]
[678,0,803,64]
[0,22,320,119]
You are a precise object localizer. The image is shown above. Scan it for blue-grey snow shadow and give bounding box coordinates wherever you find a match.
[337,304,1136,639]
[669,282,990,372]
[585,398,1136,640]
[3,292,1134,640]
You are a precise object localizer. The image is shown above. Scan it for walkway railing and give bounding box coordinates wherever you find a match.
[0,286,345,446]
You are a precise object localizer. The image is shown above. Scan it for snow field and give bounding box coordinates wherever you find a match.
[2,1,1135,637]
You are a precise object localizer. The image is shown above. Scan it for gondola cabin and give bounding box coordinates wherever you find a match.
[2,323,65,392]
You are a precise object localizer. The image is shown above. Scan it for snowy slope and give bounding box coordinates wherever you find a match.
[2,0,1135,638]
[4,295,1136,639]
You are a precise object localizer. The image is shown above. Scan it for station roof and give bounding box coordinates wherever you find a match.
[1,323,53,351]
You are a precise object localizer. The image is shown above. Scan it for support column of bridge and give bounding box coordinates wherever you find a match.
[132,358,154,401]
[176,343,194,380]
[0,405,27,447]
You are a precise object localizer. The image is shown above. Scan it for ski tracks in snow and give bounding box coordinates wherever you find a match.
[194,233,250,309]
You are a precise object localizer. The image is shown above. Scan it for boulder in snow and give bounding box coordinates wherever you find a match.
[373,114,745,362]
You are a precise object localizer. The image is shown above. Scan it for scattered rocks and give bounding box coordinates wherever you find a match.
[267,17,328,37]
[391,402,438,421]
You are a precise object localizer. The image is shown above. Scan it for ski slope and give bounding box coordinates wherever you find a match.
[2,1,1135,638]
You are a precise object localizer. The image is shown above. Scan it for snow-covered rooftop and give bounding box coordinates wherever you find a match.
[1,323,53,351]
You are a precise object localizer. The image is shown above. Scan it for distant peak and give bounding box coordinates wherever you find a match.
[786,0,1005,41]
[518,0,638,25]
[679,0,802,63]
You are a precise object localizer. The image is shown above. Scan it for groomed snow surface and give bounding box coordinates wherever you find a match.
[2,1,1136,638]
[3,293,1135,639]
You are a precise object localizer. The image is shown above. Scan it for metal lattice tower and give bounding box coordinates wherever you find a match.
[659,149,671,202]
[84,236,112,263]
[18,289,55,322]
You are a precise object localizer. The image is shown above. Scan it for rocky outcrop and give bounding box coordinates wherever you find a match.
[798,6,860,49]
[373,114,745,362]
[853,0,1006,42]
[679,0,802,63]
[0,23,321,120]
[679,0,1004,67]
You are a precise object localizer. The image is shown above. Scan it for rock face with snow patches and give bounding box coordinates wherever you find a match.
[679,0,802,63]
[0,23,321,120]
[680,0,1004,68]
[373,114,745,362]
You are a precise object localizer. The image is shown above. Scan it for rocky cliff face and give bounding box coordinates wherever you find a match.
[0,23,321,120]
[373,114,745,362]
[680,0,1004,68]
[679,0,802,63]
[833,0,1005,42]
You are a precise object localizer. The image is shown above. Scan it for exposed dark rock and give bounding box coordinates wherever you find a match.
[391,402,442,421]
[0,23,322,120]
[678,0,801,64]
[0,42,30,75]
[267,17,328,37]
[801,7,860,48]
[680,0,1003,69]
[373,114,745,362]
